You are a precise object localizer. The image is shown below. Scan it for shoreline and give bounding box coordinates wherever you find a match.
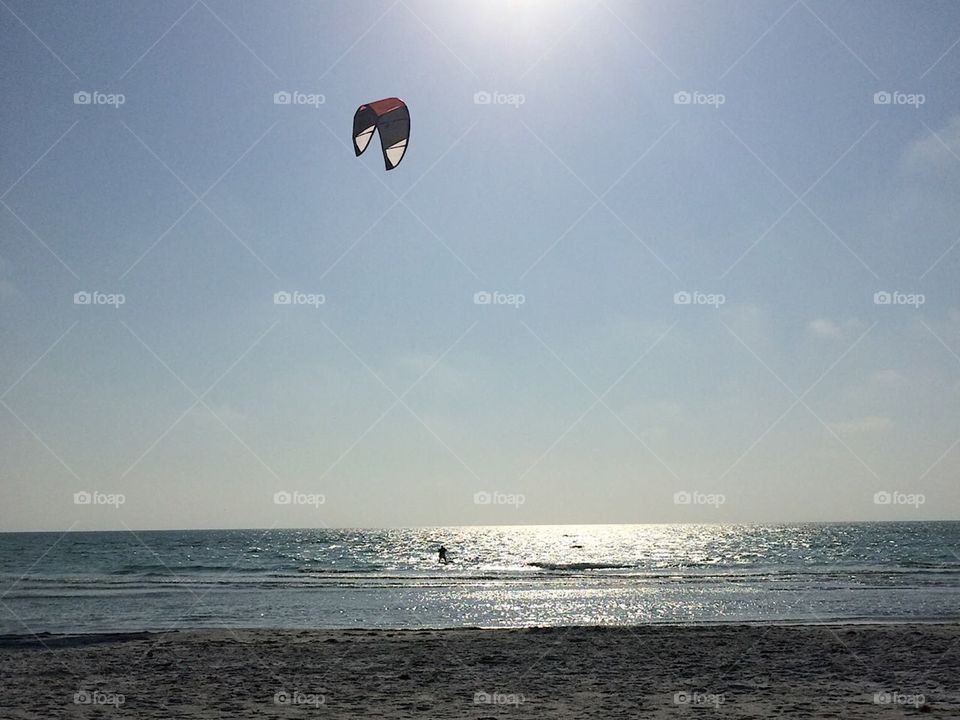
[4,616,960,642]
[4,616,960,640]
[2,623,957,717]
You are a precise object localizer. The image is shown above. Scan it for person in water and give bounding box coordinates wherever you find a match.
[438,545,448,563]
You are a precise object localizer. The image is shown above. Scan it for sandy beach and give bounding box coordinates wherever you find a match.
[1,623,957,718]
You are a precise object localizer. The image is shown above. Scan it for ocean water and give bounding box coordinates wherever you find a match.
[1,523,958,634]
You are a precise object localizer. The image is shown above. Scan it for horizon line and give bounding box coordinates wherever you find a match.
[2,519,959,534]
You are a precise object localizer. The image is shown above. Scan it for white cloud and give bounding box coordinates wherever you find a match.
[185,403,249,432]
[396,352,464,391]
[0,279,17,300]
[808,318,843,339]
[0,255,20,301]
[902,114,960,175]
[842,369,908,404]
[829,415,892,434]
[869,369,905,387]
[807,318,864,340]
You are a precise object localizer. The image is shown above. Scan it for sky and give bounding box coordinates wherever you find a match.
[1,0,960,531]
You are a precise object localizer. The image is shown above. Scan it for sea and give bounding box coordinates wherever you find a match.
[1,523,958,634]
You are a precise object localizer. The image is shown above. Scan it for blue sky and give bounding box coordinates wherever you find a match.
[1,0,960,530]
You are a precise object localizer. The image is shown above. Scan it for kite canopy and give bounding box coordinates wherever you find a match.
[353,98,409,171]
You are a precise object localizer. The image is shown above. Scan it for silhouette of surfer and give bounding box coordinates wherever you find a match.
[438,545,449,564]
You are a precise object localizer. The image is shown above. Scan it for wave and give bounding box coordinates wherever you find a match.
[6,570,960,599]
[897,560,960,569]
[527,561,636,571]
[108,564,257,575]
[295,566,385,575]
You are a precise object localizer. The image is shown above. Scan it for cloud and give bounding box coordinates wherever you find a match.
[902,114,960,175]
[807,318,863,340]
[807,318,843,339]
[396,352,465,391]
[842,369,908,404]
[869,369,905,387]
[186,403,249,432]
[829,415,892,434]
[0,255,20,301]
[0,280,17,300]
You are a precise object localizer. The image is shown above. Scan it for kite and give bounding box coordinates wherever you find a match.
[353,98,409,171]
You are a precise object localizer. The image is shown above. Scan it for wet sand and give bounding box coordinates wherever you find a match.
[1,623,957,717]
